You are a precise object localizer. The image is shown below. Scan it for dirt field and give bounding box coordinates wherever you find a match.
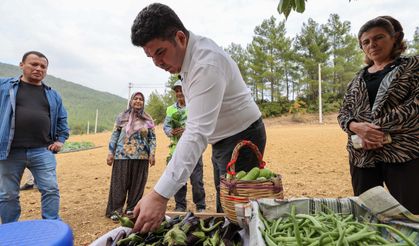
[18,114,354,245]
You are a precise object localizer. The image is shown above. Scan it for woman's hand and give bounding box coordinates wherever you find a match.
[149,154,155,167]
[349,122,385,150]
[106,153,114,166]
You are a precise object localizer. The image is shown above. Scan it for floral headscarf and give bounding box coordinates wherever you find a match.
[115,91,154,137]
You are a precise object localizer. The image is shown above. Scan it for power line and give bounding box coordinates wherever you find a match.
[129,82,167,89]
[127,82,169,108]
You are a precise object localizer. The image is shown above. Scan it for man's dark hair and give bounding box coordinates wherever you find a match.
[22,51,49,64]
[131,3,188,47]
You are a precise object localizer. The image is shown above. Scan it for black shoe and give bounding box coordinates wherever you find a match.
[20,183,34,190]
[174,207,186,212]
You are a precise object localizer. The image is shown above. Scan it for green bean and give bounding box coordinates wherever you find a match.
[273,235,297,242]
[260,227,278,246]
[295,214,323,229]
[367,243,409,246]
[258,210,271,234]
[407,231,418,242]
[260,205,417,246]
[271,217,282,233]
[372,234,393,244]
[290,206,303,246]
[341,214,353,223]
[278,221,295,231]
[345,231,377,243]
[302,226,310,238]
[287,226,292,237]
[336,221,346,246]
[368,223,416,246]
[308,232,339,246]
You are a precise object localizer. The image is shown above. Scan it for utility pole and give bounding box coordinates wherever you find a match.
[127,82,133,109]
[318,63,323,124]
[94,109,98,134]
[87,121,90,134]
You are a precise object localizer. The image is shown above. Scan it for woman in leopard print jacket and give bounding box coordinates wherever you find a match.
[338,16,418,214]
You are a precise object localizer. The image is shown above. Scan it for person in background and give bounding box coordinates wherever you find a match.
[163,80,206,213]
[338,16,418,214]
[106,91,156,221]
[130,3,266,232]
[0,51,69,223]
[20,169,37,190]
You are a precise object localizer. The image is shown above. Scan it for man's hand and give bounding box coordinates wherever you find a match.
[48,141,63,153]
[171,128,184,137]
[349,122,385,150]
[133,190,168,233]
[106,153,114,166]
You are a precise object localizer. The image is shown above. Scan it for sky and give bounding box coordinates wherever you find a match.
[1,0,418,100]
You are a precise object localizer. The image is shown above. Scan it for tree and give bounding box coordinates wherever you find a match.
[294,18,330,108]
[247,41,267,101]
[246,16,295,102]
[254,16,283,102]
[323,14,363,100]
[225,43,250,82]
[166,74,180,89]
[408,27,419,55]
[145,90,167,124]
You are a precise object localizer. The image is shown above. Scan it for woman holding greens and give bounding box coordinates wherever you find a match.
[105,91,156,221]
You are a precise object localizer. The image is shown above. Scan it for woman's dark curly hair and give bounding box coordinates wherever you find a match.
[131,3,188,47]
[358,16,407,65]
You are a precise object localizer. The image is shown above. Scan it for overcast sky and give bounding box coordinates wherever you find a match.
[1,0,418,100]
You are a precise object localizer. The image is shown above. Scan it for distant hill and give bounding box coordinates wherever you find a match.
[0,62,127,134]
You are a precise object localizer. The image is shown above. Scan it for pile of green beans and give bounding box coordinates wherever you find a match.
[259,205,417,246]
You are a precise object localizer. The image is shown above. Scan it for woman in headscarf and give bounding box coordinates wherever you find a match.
[105,91,156,220]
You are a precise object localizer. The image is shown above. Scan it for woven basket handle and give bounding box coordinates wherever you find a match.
[226,140,266,176]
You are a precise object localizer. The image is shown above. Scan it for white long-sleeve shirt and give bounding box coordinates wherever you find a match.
[154,32,261,199]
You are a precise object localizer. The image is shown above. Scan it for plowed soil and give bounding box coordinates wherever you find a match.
[18,114,353,245]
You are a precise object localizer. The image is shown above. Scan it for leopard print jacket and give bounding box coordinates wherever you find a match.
[338,55,418,168]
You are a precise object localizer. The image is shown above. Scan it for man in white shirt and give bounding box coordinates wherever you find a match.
[130,3,266,233]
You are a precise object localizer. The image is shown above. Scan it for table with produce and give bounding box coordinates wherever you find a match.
[91,141,419,246]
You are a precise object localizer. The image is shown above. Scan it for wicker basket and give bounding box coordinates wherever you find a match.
[220,140,284,224]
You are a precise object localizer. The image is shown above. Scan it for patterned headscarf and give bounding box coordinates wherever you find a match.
[115,91,154,137]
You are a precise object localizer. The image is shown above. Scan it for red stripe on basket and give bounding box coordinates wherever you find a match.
[235,185,280,189]
[224,196,249,202]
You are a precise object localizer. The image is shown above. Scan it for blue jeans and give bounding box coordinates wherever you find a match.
[0,147,60,223]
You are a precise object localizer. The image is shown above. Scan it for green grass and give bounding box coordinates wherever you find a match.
[61,141,95,153]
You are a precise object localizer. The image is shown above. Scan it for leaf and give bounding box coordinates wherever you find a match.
[294,0,305,13]
[277,0,292,19]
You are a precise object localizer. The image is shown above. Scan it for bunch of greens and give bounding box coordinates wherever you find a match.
[169,110,186,129]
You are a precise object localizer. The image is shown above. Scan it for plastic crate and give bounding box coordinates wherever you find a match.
[0,219,73,246]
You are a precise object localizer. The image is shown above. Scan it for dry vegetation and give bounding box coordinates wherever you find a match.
[18,114,353,245]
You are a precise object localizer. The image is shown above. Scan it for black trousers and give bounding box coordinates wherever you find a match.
[173,156,206,210]
[350,158,419,214]
[105,159,149,217]
[211,117,266,213]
